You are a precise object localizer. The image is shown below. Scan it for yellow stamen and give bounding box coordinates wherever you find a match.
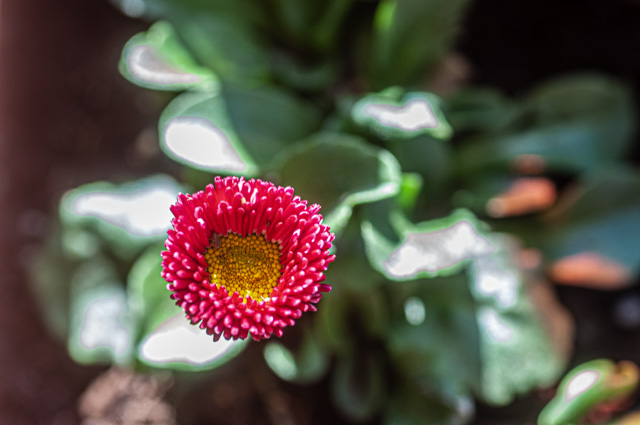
[205,233,282,301]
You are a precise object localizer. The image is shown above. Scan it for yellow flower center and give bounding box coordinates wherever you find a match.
[205,233,282,301]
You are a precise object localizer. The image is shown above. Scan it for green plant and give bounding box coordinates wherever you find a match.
[33,0,640,423]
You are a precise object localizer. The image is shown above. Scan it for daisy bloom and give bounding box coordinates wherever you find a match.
[161,176,335,341]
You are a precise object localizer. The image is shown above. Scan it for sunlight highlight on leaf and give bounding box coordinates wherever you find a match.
[478,308,514,343]
[128,44,203,86]
[364,99,439,132]
[352,89,452,140]
[72,184,178,237]
[163,117,246,172]
[383,219,493,279]
[139,315,244,368]
[77,289,131,360]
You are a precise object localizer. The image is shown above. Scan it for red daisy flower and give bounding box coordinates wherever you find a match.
[161,176,335,341]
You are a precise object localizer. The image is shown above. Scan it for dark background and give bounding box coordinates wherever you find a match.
[1,0,639,423]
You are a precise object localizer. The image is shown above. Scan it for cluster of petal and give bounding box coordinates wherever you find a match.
[161,176,335,341]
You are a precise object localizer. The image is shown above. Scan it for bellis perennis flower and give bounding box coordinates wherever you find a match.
[161,176,335,341]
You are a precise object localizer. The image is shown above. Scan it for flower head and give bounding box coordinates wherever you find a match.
[161,176,335,341]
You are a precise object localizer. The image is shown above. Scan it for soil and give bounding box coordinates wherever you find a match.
[1,0,639,424]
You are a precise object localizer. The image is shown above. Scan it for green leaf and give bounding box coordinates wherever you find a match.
[158,91,257,174]
[458,124,625,175]
[540,166,640,278]
[68,256,134,365]
[352,88,452,141]
[119,21,218,91]
[159,85,321,174]
[538,359,639,425]
[363,210,573,404]
[469,235,573,405]
[127,244,175,341]
[388,135,451,204]
[387,274,482,398]
[445,88,519,133]
[524,74,634,133]
[370,0,472,87]
[456,74,635,176]
[136,314,248,371]
[59,175,183,261]
[222,84,322,161]
[361,209,490,281]
[117,2,268,79]
[172,12,270,84]
[275,132,402,234]
[326,215,387,293]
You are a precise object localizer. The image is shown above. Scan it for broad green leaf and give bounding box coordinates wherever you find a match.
[127,244,175,341]
[387,274,482,398]
[538,359,639,425]
[119,21,218,91]
[59,175,183,261]
[173,12,270,84]
[159,86,321,174]
[275,132,402,234]
[370,0,472,88]
[456,75,635,176]
[470,235,573,405]
[525,74,634,135]
[539,166,640,279]
[137,314,247,371]
[361,209,491,281]
[158,91,257,174]
[388,135,451,204]
[363,210,572,404]
[457,124,615,176]
[326,214,387,293]
[222,84,322,161]
[445,88,519,133]
[68,256,134,365]
[352,88,452,140]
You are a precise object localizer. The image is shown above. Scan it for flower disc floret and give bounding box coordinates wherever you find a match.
[161,176,335,341]
[205,233,281,301]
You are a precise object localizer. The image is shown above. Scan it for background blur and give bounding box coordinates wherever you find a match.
[1,0,640,424]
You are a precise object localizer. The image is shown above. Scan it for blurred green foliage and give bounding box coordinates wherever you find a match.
[32,0,640,423]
